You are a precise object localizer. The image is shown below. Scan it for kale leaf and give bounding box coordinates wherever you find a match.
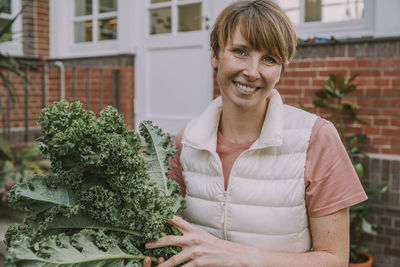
[5,100,185,266]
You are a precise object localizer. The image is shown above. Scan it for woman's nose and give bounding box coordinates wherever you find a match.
[243,59,260,81]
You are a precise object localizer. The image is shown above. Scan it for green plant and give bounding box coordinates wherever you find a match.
[299,73,388,263]
[5,101,185,266]
[0,139,50,202]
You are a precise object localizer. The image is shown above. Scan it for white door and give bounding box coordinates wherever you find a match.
[135,0,215,135]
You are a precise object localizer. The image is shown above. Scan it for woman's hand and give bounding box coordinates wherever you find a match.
[145,216,249,267]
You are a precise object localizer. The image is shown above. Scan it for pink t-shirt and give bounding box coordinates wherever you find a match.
[169,118,367,218]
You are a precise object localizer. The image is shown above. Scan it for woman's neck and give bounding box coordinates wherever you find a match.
[219,100,268,144]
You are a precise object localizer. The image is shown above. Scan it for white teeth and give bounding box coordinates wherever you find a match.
[234,82,256,92]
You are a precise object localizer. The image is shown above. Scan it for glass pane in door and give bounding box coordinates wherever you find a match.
[150,7,171,34]
[75,20,92,42]
[305,0,364,22]
[178,3,202,32]
[75,0,92,16]
[100,0,117,13]
[0,0,11,14]
[98,17,117,40]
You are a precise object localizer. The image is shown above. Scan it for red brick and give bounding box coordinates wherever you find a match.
[340,59,357,68]
[383,89,400,96]
[311,61,326,68]
[364,89,382,97]
[326,60,342,68]
[353,69,381,77]
[376,58,391,67]
[382,129,400,136]
[357,59,374,67]
[383,69,400,76]
[297,61,311,68]
[362,127,381,135]
[392,118,400,127]
[391,98,400,107]
[319,70,346,77]
[374,78,390,87]
[373,99,388,107]
[384,109,400,116]
[392,58,400,66]
[373,118,390,126]
[311,79,325,86]
[291,71,317,77]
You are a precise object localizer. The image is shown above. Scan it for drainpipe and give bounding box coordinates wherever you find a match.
[54,61,65,100]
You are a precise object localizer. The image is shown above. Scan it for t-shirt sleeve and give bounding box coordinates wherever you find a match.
[168,127,186,196]
[305,118,368,218]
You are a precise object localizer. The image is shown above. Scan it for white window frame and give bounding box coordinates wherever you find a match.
[282,0,375,39]
[50,0,135,59]
[0,0,23,56]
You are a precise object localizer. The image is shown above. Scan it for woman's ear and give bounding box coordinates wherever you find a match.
[211,50,218,71]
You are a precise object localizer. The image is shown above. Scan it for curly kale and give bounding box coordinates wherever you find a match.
[5,101,185,266]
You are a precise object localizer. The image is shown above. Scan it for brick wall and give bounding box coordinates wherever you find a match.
[21,0,49,57]
[0,55,135,142]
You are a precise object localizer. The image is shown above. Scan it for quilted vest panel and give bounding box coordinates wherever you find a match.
[180,92,318,252]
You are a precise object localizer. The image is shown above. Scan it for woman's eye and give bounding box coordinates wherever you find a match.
[263,56,276,64]
[233,49,246,56]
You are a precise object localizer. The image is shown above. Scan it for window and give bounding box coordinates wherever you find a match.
[275,0,374,39]
[149,0,203,35]
[0,0,22,55]
[0,0,12,40]
[74,0,118,43]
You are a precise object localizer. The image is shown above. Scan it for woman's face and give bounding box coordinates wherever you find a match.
[211,27,282,112]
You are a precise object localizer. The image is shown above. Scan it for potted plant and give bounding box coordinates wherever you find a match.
[300,73,388,266]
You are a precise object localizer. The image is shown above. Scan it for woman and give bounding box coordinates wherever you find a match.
[145,1,367,266]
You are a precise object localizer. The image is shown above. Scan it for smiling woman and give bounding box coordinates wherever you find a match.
[143,1,367,266]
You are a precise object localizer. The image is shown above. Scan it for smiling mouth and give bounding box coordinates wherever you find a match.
[234,81,257,93]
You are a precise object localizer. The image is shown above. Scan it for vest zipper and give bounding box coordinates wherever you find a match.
[222,191,229,240]
[222,150,251,240]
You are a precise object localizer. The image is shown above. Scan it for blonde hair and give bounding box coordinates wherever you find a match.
[210,0,296,67]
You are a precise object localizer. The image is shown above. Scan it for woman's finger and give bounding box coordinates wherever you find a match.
[156,250,192,267]
[146,235,187,249]
[143,256,152,267]
[158,257,165,264]
[167,216,195,233]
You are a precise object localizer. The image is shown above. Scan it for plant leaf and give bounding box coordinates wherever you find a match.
[8,174,78,215]
[313,99,335,110]
[365,183,389,195]
[7,230,145,266]
[48,213,142,237]
[139,121,177,196]
[361,217,377,235]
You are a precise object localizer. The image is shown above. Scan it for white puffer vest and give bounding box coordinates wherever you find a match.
[180,90,318,252]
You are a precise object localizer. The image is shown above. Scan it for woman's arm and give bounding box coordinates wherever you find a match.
[146,208,349,267]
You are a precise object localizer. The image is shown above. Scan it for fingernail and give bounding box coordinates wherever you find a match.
[145,242,151,248]
[144,257,150,264]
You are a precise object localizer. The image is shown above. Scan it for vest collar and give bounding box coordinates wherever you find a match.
[182,89,284,151]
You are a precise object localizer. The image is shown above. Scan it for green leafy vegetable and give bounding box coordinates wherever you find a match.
[5,101,185,266]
